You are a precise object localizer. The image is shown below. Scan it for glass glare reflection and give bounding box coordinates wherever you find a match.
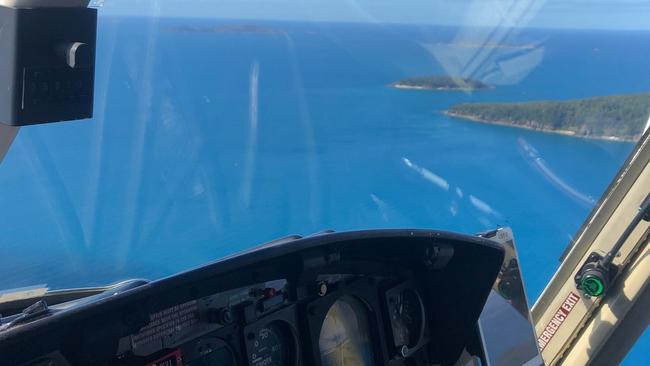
[319,296,375,366]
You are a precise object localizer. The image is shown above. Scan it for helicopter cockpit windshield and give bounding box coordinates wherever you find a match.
[0,1,648,365]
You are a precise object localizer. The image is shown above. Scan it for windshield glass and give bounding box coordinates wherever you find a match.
[1,1,648,361]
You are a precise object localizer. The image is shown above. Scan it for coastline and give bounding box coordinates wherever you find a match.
[391,83,488,92]
[443,111,636,142]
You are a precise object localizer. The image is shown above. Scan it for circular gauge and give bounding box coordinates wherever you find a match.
[189,347,235,366]
[187,338,236,366]
[248,321,294,366]
[319,296,375,366]
[389,289,425,349]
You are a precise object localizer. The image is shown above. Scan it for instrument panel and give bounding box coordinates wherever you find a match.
[111,276,432,366]
[1,230,505,366]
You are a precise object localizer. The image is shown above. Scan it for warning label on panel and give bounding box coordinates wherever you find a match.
[145,349,184,366]
[537,292,580,351]
[132,300,198,350]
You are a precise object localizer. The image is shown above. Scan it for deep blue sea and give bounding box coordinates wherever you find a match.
[1,17,647,363]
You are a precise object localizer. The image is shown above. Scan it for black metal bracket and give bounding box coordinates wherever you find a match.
[575,252,618,297]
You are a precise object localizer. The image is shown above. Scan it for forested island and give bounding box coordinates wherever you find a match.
[166,24,284,34]
[446,93,650,141]
[392,76,490,91]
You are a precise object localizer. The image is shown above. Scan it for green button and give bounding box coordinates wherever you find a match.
[582,275,605,297]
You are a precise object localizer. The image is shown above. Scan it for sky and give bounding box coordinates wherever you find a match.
[93,0,650,30]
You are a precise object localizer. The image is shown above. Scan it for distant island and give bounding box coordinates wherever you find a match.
[166,24,284,35]
[435,42,536,50]
[391,76,491,91]
[446,93,650,141]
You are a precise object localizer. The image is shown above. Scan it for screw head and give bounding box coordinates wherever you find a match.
[400,345,409,357]
[317,282,328,297]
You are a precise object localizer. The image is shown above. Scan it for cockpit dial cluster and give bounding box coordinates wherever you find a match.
[103,277,430,366]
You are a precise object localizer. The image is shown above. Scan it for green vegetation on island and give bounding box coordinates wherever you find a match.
[391,76,490,91]
[447,93,650,141]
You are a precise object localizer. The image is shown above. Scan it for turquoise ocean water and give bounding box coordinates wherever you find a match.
[0,17,647,363]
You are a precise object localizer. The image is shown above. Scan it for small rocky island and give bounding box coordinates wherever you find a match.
[391,76,490,91]
[446,93,650,141]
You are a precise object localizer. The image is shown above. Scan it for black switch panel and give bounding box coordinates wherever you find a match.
[0,5,97,127]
